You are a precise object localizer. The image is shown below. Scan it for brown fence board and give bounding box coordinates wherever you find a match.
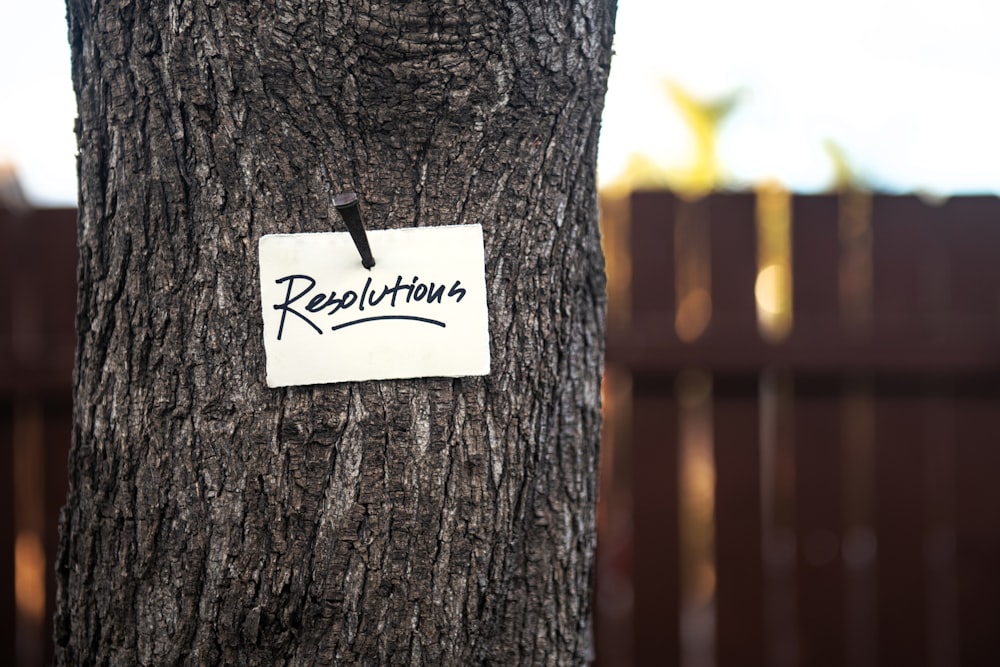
[760,372,798,667]
[0,215,13,371]
[628,191,681,665]
[788,196,846,667]
[34,210,78,377]
[922,390,959,667]
[868,196,935,667]
[945,197,1000,330]
[707,194,763,666]
[945,196,1000,666]
[791,194,840,333]
[632,377,680,667]
[713,376,763,667]
[794,379,845,667]
[0,401,15,667]
[630,191,676,330]
[0,209,77,393]
[708,193,757,335]
[871,195,941,337]
[874,390,928,667]
[841,380,879,667]
[955,392,1000,666]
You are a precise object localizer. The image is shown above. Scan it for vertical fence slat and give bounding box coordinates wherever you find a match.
[793,379,845,667]
[707,193,763,665]
[954,387,1000,666]
[713,376,763,667]
[0,212,14,667]
[945,197,1000,334]
[632,377,680,667]
[0,401,15,667]
[36,210,79,375]
[0,212,13,380]
[841,379,879,667]
[871,196,940,339]
[791,195,840,335]
[870,196,941,667]
[790,196,845,667]
[873,387,928,667]
[2,213,28,666]
[630,191,676,330]
[628,190,680,666]
[708,193,757,335]
[946,197,1000,666]
[922,390,958,667]
[1,213,19,665]
[760,372,798,667]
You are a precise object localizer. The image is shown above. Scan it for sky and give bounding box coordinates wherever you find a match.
[0,0,76,205]
[2,0,999,206]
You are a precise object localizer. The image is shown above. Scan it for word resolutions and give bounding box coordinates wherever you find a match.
[259,225,490,387]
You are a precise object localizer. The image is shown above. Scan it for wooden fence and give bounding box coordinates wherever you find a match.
[598,191,1000,666]
[1,207,76,667]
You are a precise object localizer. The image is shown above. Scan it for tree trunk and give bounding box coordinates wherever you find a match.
[56,1,614,664]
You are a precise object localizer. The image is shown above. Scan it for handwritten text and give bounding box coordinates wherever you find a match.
[273,274,467,340]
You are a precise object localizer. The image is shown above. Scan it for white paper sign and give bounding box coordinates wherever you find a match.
[259,225,490,387]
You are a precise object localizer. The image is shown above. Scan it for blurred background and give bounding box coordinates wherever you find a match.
[3,1,1000,665]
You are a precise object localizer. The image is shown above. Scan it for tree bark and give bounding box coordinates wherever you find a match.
[57,1,614,664]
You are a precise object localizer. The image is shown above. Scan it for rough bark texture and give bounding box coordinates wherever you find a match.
[57,1,614,664]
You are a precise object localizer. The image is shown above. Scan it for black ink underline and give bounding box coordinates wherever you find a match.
[329,315,447,332]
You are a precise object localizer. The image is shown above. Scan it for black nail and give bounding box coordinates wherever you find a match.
[333,191,375,270]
